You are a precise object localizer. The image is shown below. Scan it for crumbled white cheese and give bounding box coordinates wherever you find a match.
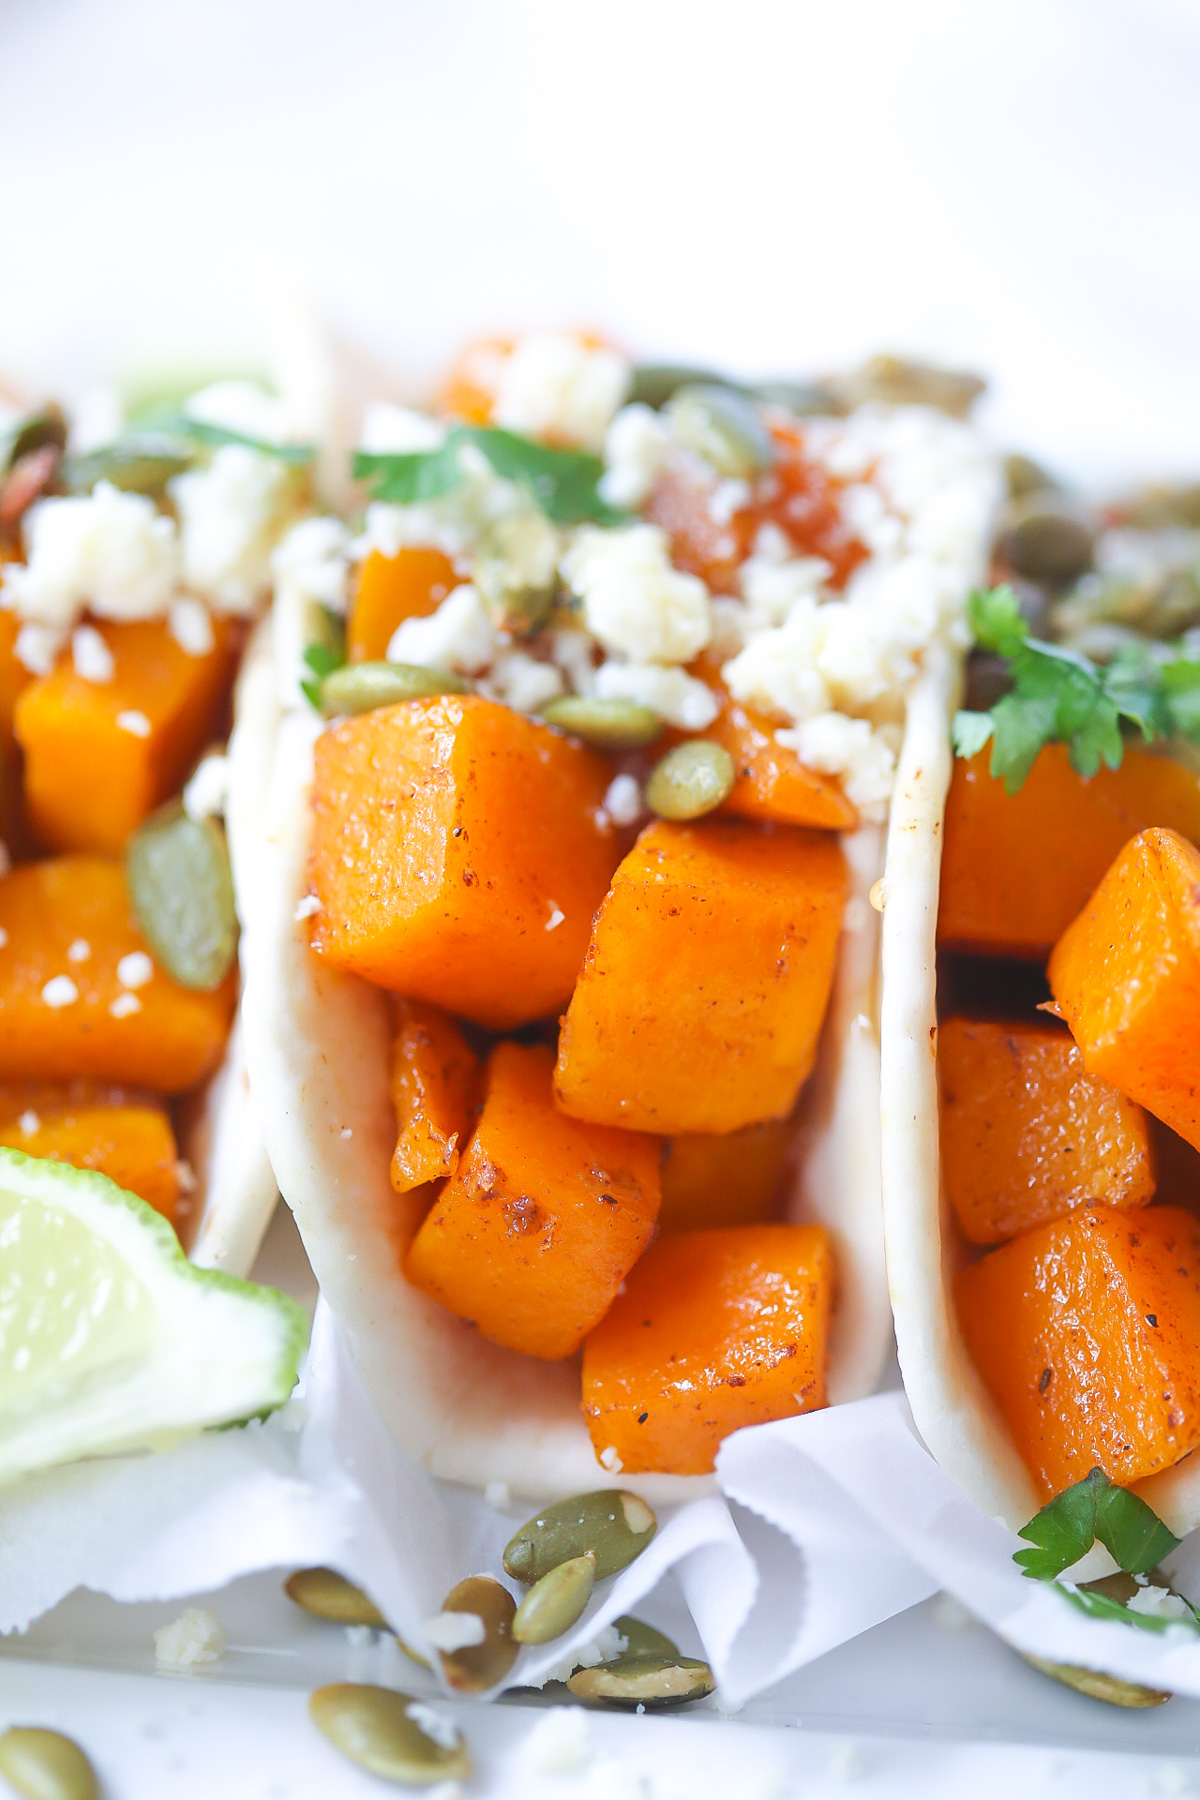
[599,404,670,509]
[117,951,154,990]
[173,445,297,616]
[270,515,351,613]
[1127,1585,1193,1622]
[17,1111,39,1136]
[168,596,216,657]
[14,622,66,676]
[66,938,91,963]
[483,650,563,714]
[708,478,751,526]
[593,660,719,730]
[182,752,229,821]
[117,710,151,737]
[184,380,292,446]
[153,1606,226,1671]
[387,584,498,674]
[72,624,115,683]
[404,1703,461,1752]
[41,976,78,1008]
[359,402,447,455]
[5,482,178,627]
[294,894,321,921]
[562,524,711,665]
[776,715,896,817]
[598,1446,623,1473]
[523,1623,627,1689]
[601,773,642,828]
[740,551,831,630]
[423,1611,486,1652]
[545,906,565,932]
[548,627,598,696]
[492,332,630,451]
[109,993,142,1019]
[520,1707,594,1774]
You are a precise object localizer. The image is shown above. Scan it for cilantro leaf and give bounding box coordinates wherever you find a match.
[968,584,1029,659]
[1015,1468,1180,1581]
[301,610,347,712]
[1162,659,1200,742]
[353,426,625,526]
[353,440,466,505]
[1058,1584,1200,1635]
[143,409,314,466]
[952,710,994,759]
[1093,1480,1181,1574]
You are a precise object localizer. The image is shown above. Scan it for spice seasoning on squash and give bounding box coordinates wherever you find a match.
[389,997,481,1194]
[956,1205,1200,1498]
[0,857,235,1092]
[1048,827,1200,1153]
[0,1093,179,1223]
[308,695,621,1031]
[658,1119,792,1235]
[581,1223,833,1475]
[347,548,457,664]
[939,744,1200,959]
[14,615,235,855]
[555,819,846,1135]
[939,1016,1155,1246]
[404,1041,661,1360]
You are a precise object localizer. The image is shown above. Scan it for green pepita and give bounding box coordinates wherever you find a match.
[645,740,735,821]
[666,384,774,479]
[437,1575,518,1693]
[308,1684,472,1783]
[60,437,193,499]
[1022,1654,1170,1709]
[503,1489,657,1585]
[567,1652,715,1709]
[1004,498,1095,583]
[0,1727,98,1800]
[319,661,473,717]
[831,355,986,420]
[474,512,560,635]
[284,1567,387,1629]
[1004,453,1060,500]
[512,1551,595,1645]
[540,695,663,751]
[125,802,237,992]
[612,1615,680,1659]
[628,365,733,411]
[6,405,68,471]
[752,379,837,417]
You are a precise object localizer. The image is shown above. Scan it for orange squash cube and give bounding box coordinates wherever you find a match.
[939,745,1200,958]
[555,820,846,1134]
[581,1224,833,1475]
[939,1016,1154,1245]
[705,693,857,830]
[0,858,235,1092]
[658,1119,792,1235]
[389,997,481,1194]
[957,1205,1200,1497]
[404,1042,661,1359]
[0,1084,178,1222]
[14,615,235,854]
[1049,828,1200,1152]
[348,548,457,664]
[309,696,621,1030]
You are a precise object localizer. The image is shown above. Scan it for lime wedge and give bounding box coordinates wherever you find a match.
[0,1147,307,1485]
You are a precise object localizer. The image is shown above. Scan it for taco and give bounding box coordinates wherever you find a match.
[246,333,999,1498]
[880,468,1200,1534]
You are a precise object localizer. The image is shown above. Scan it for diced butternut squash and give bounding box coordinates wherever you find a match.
[1049,828,1200,1152]
[309,695,621,1030]
[555,820,846,1134]
[348,548,457,664]
[404,1041,661,1359]
[0,857,235,1092]
[658,1119,792,1235]
[939,745,1200,958]
[957,1205,1200,1496]
[939,1016,1154,1246]
[14,614,235,854]
[0,1085,178,1222]
[581,1223,833,1475]
[704,692,857,830]
[0,608,33,746]
[389,997,481,1194]
[438,335,515,424]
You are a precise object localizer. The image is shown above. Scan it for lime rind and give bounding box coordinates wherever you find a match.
[0,1146,308,1486]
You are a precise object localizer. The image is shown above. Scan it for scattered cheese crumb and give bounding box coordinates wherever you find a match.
[41,976,78,1008]
[483,650,563,714]
[17,1111,39,1136]
[492,332,629,451]
[153,1606,226,1672]
[545,906,565,932]
[483,1481,511,1509]
[172,445,297,617]
[182,753,229,821]
[359,402,446,456]
[599,1446,623,1473]
[405,1702,460,1752]
[1127,1585,1193,1622]
[593,659,719,730]
[72,624,115,683]
[520,1707,594,1774]
[340,1127,353,1140]
[66,938,91,963]
[387,584,498,675]
[117,951,154,989]
[14,622,66,676]
[109,993,142,1019]
[4,482,178,627]
[294,894,321,921]
[175,1159,198,1193]
[117,710,151,737]
[776,714,896,816]
[422,1611,486,1652]
[599,404,670,509]
[562,524,711,664]
[601,772,641,827]
[524,1624,627,1689]
[168,596,216,657]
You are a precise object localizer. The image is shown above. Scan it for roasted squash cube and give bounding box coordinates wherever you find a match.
[707,693,857,830]
[0,1084,179,1222]
[658,1119,792,1235]
[389,997,481,1193]
[348,547,457,663]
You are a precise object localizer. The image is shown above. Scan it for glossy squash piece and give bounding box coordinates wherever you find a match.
[658,1119,792,1235]
[389,997,481,1194]
[14,615,234,854]
[347,548,457,664]
[957,1205,1200,1497]
[308,696,620,1031]
[555,820,846,1134]
[0,1085,178,1222]
[404,1042,660,1360]
[581,1223,833,1475]
[1049,828,1200,1152]
[705,693,857,830]
[939,1016,1154,1246]
[0,857,235,1092]
[939,745,1200,959]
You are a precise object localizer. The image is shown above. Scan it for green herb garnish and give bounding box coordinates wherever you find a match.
[353,426,624,526]
[1014,1467,1180,1581]
[1059,1583,1200,1636]
[134,408,314,466]
[953,585,1200,793]
[300,608,348,711]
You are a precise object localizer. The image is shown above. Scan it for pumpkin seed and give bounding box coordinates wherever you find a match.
[320,661,472,716]
[645,741,735,821]
[628,365,733,411]
[61,437,193,499]
[0,1727,98,1800]
[512,1551,595,1645]
[666,384,774,479]
[567,1653,715,1708]
[474,512,560,635]
[284,1567,388,1629]
[540,695,663,750]
[752,379,837,417]
[5,405,68,470]
[308,1684,472,1783]
[1004,453,1060,499]
[830,355,986,419]
[504,1490,657,1585]
[1021,1654,1170,1709]
[125,802,237,992]
[437,1576,518,1693]
[613,1615,679,1658]
[1004,497,1094,582]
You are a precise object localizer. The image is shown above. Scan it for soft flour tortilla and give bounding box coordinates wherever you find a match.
[243,677,893,1501]
[879,642,1200,1536]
